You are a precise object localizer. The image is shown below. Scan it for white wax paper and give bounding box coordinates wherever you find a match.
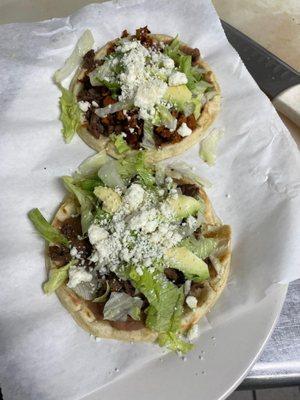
[0,1,299,399]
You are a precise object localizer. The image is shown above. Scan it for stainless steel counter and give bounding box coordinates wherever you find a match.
[240,280,300,389]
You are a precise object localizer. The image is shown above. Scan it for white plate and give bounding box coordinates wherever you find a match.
[82,284,287,400]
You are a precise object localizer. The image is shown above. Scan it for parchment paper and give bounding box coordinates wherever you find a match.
[0,1,299,399]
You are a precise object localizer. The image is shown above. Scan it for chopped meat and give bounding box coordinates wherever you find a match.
[190,282,205,297]
[177,113,187,126]
[193,227,202,240]
[115,110,127,121]
[121,29,129,38]
[77,86,105,105]
[60,216,93,259]
[135,26,153,48]
[103,95,117,107]
[179,183,199,198]
[89,113,104,139]
[105,273,135,295]
[135,26,150,40]
[164,268,185,286]
[123,281,135,297]
[49,245,71,267]
[125,131,141,149]
[60,216,82,242]
[181,45,201,64]
[106,41,117,55]
[82,49,96,72]
[109,318,145,331]
[154,125,183,146]
[186,114,197,129]
[106,274,123,292]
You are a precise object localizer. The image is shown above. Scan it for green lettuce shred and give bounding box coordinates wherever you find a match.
[62,176,95,234]
[74,176,104,192]
[134,152,155,187]
[43,260,77,294]
[129,267,191,352]
[163,35,181,64]
[158,333,194,354]
[28,208,69,246]
[200,129,224,166]
[77,150,108,177]
[113,135,130,154]
[117,152,155,188]
[59,87,81,143]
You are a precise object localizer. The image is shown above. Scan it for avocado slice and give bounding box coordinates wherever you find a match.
[94,186,122,213]
[165,247,209,281]
[167,194,201,219]
[163,85,192,107]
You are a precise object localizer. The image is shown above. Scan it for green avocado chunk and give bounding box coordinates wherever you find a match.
[94,186,121,213]
[163,85,192,107]
[165,247,209,281]
[167,194,201,219]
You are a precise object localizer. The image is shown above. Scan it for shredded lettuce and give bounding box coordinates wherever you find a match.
[98,159,127,190]
[43,260,77,294]
[116,153,155,188]
[163,35,181,64]
[141,120,155,149]
[200,128,224,166]
[74,176,103,192]
[59,88,81,143]
[180,237,218,259]
[62,176,95,233]
[113,135,130,154]
[129,268,184,334]
[28,208,69,246]
[153,104,176,129]
[77,150,109,176]
[134,152,155,188]
[103,292,143,321]
[193,80,213,94]
[53,29,94,84]
[167,162,212,188]
[158,333,194,354]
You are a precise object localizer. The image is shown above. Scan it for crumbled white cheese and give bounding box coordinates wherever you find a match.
[162,57,175,69]
[136,266,143,276]
[178,122,192,137]
[117,39,139,53]
[187,216,198,230]
[88,225,109,245]
[78,101,91,112]
[123,183,145,211]
[70,247,78,257]
[134,79,168,119]
[67,266,93,288]
[168,71,188,86]
[186,295,198,309]
[92,101,99,107]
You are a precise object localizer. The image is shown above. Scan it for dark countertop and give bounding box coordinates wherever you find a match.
[240,280,300,389]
